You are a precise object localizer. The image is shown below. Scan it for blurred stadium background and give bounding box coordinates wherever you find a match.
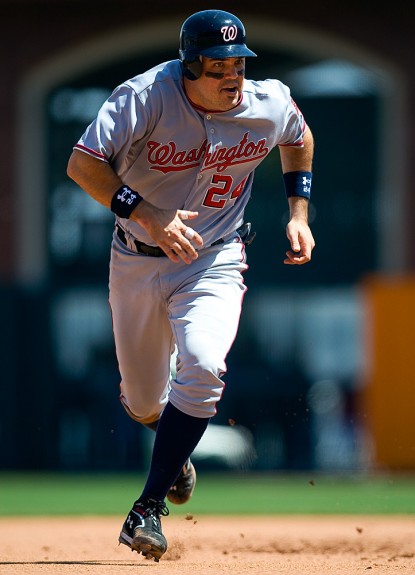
[1,0,415,480]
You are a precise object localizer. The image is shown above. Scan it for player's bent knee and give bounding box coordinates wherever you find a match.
[119,394,164,425]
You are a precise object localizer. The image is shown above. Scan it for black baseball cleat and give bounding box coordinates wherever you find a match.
[167,458,196,505]
[118,498,169,562]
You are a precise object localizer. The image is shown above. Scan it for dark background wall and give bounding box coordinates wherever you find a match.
[1,0,414,472]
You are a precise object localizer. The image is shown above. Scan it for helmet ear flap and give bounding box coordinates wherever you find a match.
[182,58,202,81]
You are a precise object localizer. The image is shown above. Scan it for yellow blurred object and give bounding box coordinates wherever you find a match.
[361,276,415,469]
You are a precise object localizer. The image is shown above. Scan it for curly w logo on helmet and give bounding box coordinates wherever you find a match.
[221,25,238,42]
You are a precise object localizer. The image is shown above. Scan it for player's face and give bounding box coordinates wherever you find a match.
[186,57,245,111]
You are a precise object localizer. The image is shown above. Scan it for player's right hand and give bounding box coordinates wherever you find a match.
[131,201,204,264]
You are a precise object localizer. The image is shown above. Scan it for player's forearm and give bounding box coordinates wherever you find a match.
[279,126,314,173]
[67,149,122,208]
[288,196,309,223]
[67,149,152,223]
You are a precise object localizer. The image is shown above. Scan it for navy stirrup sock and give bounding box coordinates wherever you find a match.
[140,402,210,502]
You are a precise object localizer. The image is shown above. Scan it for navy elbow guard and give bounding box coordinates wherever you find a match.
[283,171,312,200]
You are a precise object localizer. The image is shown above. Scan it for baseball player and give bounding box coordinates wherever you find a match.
[67,9,315,562]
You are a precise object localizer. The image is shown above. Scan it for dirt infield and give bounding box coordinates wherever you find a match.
[0,515,414,574]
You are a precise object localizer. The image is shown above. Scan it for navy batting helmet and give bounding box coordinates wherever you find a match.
[179,10,257,79]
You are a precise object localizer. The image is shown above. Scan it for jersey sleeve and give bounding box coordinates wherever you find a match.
[74,84,149,164]
[251,78,307,148]
[278,94,307,147]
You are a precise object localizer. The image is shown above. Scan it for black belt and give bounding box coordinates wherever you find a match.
[116,225,224,257]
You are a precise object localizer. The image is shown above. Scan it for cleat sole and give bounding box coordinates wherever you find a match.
[132,540,165,562]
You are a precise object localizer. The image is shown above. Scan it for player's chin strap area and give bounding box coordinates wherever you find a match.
[115,222,256,257]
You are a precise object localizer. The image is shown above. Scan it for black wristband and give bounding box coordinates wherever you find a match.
[110,185,143,219]
[283,171,312,200]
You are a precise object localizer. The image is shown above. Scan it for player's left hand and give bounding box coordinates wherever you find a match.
[284,218,315,265]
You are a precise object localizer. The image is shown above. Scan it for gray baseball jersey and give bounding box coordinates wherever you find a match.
[73,59,307,421]
[75,59,306,248]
